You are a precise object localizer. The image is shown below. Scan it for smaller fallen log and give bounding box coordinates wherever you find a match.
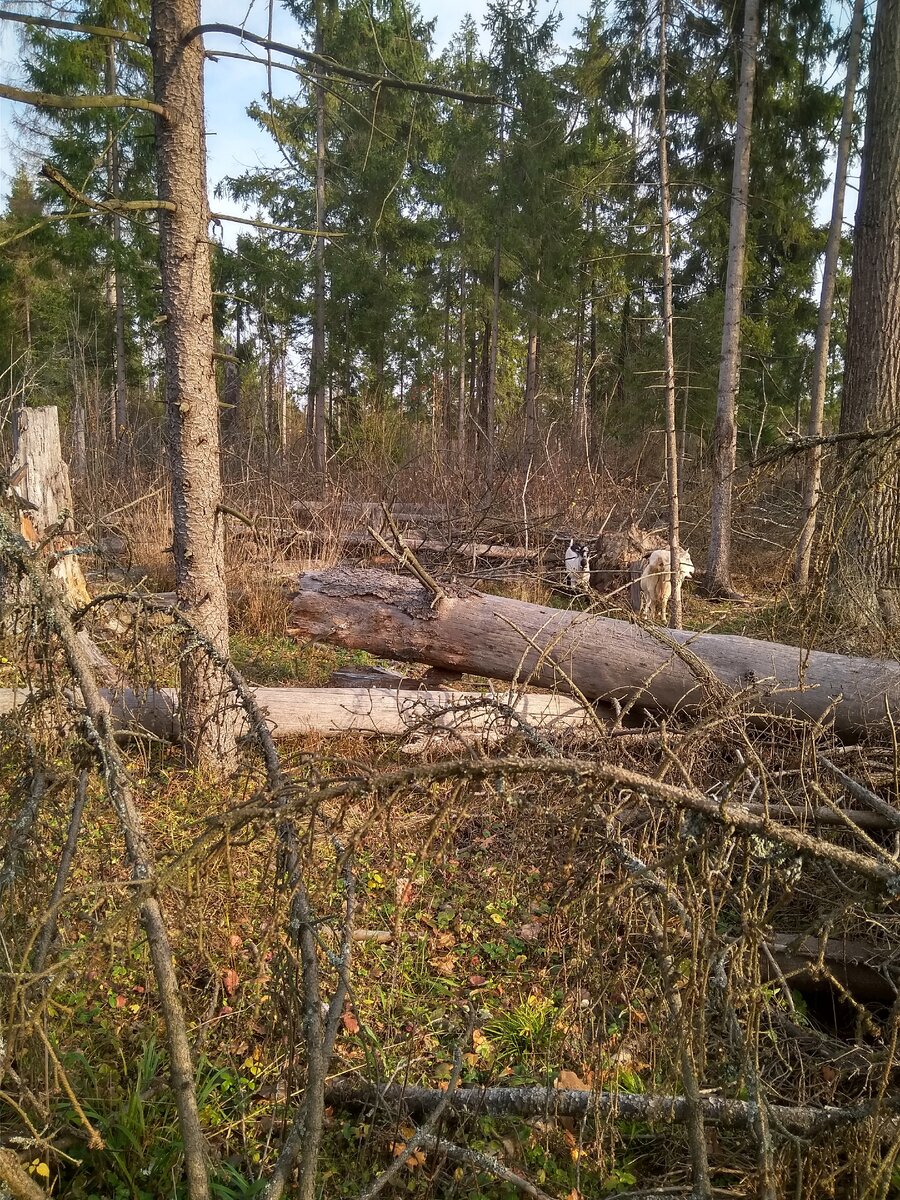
[0,685,593,742]
[302,530,536,561]
[765,933,898,1004]
[326,1080,900,1139]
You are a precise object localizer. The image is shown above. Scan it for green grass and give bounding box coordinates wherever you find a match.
[228,634,375,686]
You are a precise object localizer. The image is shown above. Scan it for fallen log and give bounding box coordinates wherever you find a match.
[295,530,537,560]
[765,933,898,1004]
[0,685,593,742]
[286,568,900,736]
[326,1080,900,1139]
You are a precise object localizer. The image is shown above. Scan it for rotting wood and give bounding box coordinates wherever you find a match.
[0,685,594,742]
[764,933,899,1004]
[9,406,91,610]
[327,665,412,689]
[287,568,900,736]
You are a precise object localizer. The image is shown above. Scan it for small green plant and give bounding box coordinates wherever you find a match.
[58,1040,264,1199]
[482,996,558,1067]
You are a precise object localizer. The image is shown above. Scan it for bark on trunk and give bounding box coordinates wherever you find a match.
[287,568,900,735]
[105,39,129,454]
[220,340,240,448]
[588,202,600,462]
[794,0,865,590]
[457,267,467,464]
[829,0,900,629]
[325,1081,900,1139]
[658,0,683,628]
[150,0,236,770]
[484,107,504,486]
[523,322,539,469]
[309,4,328,475]
[706,0,761,598]
[71,399,87,479]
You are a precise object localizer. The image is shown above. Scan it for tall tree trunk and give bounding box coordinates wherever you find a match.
[151,0,236,775]
[829,0,900,629]
[706,0,761,598]
[104,38,128,452]
[308,2,328,475]
[278,350,288,456]
[658,0,684,630]
[794,0,865,590]
[523,322,539,469]
[457,267,467,465]
[615,292,631,414]
[480,317,490,451]
[441,259,452,448]
[220,340,240,455]
[71,399,87,480]
[485,105,505,486]
[589,203,600,462]
[574,263,587,454]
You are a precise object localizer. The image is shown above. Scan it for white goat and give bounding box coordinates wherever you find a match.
[638,547,694,622]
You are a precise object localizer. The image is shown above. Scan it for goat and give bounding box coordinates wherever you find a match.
[565,538,592,592]
[638,547,694,621]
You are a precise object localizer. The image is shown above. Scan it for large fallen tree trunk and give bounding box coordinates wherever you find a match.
[0,686,592,742]
[286,568,900,735]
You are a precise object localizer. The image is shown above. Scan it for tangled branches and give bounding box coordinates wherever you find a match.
[2,512,900,1198]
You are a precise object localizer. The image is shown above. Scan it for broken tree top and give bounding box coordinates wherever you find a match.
[287,567,900,735]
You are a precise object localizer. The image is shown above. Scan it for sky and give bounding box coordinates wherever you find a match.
[0,0,582,216]
[201,0,582,228]
[0,0,856,239]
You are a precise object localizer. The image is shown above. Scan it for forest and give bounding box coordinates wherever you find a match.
[1,0,900,1196]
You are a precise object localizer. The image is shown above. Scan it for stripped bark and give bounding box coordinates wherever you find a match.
[0,686,594,742]
[9,406,91,610]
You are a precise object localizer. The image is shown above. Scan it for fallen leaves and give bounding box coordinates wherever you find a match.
[341,1010,360,1035]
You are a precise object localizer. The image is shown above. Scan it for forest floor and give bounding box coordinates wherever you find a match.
[3,467,899,1200]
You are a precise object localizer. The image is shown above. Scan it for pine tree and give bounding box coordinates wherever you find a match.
[20,0,156,442]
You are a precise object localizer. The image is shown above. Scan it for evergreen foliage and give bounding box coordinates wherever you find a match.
[0,0,852,462]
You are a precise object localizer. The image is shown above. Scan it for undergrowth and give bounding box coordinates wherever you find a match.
[3,462,900,1198]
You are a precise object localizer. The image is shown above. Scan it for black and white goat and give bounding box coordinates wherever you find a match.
[565,538,593,592]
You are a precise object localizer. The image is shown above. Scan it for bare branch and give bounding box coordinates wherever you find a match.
[417,1135,557,1200]
[187,24,496,105]
[0,8,144,44]
[0,82,165,116]
[209,210,343,238]
[40,163,175,214]
[0,516,211,1200]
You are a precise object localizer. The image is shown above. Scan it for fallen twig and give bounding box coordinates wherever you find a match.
[418,1133,556,1200]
